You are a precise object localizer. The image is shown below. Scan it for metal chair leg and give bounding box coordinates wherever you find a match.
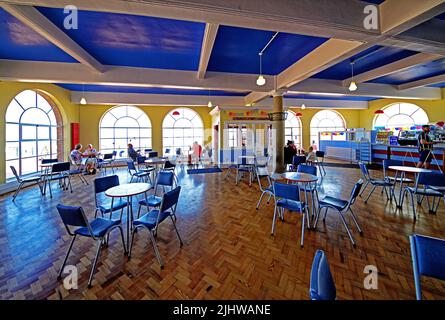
[407,190,417,221]
[88,240,103,288]
[359,180,370,197]
[271,205,278,235]
[57,235,76,280]
[128,226,139,259]
[364,185,377,203]
[338,211,356,246]
[300,212,305,247]
[256,191,266,210]
[149,230,164,269]
[117,226,127,255]
[170,216,183,246]
[349,208,363,234]
[12,182,24,201]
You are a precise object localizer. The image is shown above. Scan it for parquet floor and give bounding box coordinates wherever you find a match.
[0,163,444,300]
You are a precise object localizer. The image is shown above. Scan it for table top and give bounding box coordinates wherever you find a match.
[105,183,152,198]
[40,162,62,168]
[272,172,319,183]
[145,157,167,164]
[388,166,432,174]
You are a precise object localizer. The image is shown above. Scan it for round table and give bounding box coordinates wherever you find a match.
[272,172,319,228]
[106,183,152,251]
[388,166,432,209]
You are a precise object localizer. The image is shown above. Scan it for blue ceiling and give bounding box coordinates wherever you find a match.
[37,7,206,71]
[361,0,385,4]
[313,45,419,81]
[57,84,248,96]
[429,82,445,88]
[370,58,445,85]
[207,26,328,75]
[286,94,378,101]
[435,12,445,20]
[0,8,77,62]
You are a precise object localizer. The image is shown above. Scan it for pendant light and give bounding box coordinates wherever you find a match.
[207,89,213,108]
[80,83,87,105]
[301,104,306,110]
[256,52,266,86]
[348,61,358,92]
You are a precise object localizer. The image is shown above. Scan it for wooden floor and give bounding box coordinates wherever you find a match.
[0,163,444,300]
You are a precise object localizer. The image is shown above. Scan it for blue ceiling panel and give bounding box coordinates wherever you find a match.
[313,45,419,80]
[435,12,445,20]
[429,82,445,88]
[56,84,248,96]
[0,8,77,62]
[207,26,328,75]
[370,58,445,85]
[37,7,205,71]
[286,94,378,101]
[361,0,385,4]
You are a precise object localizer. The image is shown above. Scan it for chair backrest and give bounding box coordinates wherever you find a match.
[347,179,363,206]
[103,153,113,160]
[256,166,270,178]
[417,172,445,188]
[315,151,325,158]
[148,151,158,158]
[292,155,306,166]
[56,204,88,228]
[94,175,119,194]
[309,250,336,300]
[52,162,71,173]
[112,151,117,157]
[10,166,22,182]
[297,164,317,176]
[144,148,152,153]
[42,158,58,164]
[160,186,181,213]
[176,148,181,156]
[164,160,175,169]
[165,148,171,154]
[136,156,147,165]
[156,171,174,188]
[358,162,370,180]
[127,160,136,172]
[119,150,125,157]
[273,182,300,202]
[409,234,445,300]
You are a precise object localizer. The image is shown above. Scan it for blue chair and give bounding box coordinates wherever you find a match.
[56,204,126,287]
[297,164,320,213]
[256,166,274,210]
[315,151,326,176]
[409,234,445,300]
[48,162,72,198]
[94,175,128,219]
[290,155,306,171]
[404,172,445,221]
[314,179,363,246]
[98,153,115,175]
[10,166,43,201]
[358,161,393,203]
[137,170,175,219]
[129,186,183,268]
[236,156,254,186]
[271,182,308,247]
[127,160,151,183]
[310,250,336,300]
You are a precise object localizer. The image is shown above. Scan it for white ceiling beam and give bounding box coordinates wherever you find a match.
[341,53,443,86]
[397,73,445,90]
[245,38,367,105]
[0,59,273,92]
[288,78,442,100]
[197,23,219,79]
[72,91,244,106]
[0,3,104,73]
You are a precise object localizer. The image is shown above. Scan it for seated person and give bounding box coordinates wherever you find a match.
[127,143,138,161]
[83,144,98,174]
[284,140,297,166]
[70,144,83,165]
[306,146,318,164]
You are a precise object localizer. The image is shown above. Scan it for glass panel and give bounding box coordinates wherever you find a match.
[37,126,50,140]
[138,114,151,127]
[6,124,19,142]
[21,141,37,158]
[37,94,53,113]
[15,90,36,109]
[38,141,51,157]
[6,142,19,160]
[101,113,116,127]
[5,99,24,123]
[114,139,128,150]
[115,117,139,128]
[47,110,56,124]
[110,106,127,119]
[51,126,58,140]
[114,128,127,138]
[21,108,50,125]
[21,157,38,176]
[100,128,114,139]
[21,125,36,140]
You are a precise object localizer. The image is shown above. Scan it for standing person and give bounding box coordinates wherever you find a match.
[192,141,202,166]
[311,140,318,152]
[127,143,138,161]
[284,140,297,167]
[417,125,435,169]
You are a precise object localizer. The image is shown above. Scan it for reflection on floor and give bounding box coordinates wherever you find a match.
[0,163,444,300]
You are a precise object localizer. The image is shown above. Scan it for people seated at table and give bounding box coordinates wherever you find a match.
[284,140,297,166]
[70,144,97,174]
[306,146,318,164]
[127,143,139,161]
[417,124,435,169]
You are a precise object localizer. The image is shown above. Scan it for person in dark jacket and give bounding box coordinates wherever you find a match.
[284,140,297,166]
[127,143,138,161]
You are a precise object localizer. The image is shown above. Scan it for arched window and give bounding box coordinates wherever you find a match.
[99,106,152,156]
[373,103,429,136]
[285,111,303,149]
[6,90,61,179]
[163,108,204,154]
[310,110,346,148]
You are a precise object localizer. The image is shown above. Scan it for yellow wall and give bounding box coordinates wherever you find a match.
[79,105,213,154]
[0,81,79,184]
